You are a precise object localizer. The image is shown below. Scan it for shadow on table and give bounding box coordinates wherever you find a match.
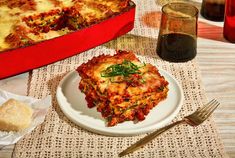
[46,73,93,131]
[141,11,162,29]
[198,21,227,42]
[140,10,228,43]
[104,34,160,58]
[47,73,70,119]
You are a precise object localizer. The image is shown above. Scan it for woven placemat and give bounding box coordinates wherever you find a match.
[13,0,227,157]
[12,47,227,158]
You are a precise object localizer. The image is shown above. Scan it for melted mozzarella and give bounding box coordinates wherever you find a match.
[0,6,20,50]
[0,0,129,51]
[35,0,56,12]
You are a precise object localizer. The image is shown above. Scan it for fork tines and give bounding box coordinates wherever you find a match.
[199,99,220,117]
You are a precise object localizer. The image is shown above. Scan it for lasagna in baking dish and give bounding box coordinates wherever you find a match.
[77,50,169,126]
[0,0,131,52]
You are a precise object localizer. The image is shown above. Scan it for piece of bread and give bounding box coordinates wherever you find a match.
[0,99,33,132]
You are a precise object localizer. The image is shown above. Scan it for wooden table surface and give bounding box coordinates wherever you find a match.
[1,7,235,158]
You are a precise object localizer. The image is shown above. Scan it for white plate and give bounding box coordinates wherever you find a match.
[56,68,183,136]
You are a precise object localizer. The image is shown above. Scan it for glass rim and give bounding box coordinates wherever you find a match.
[161,2,199,19]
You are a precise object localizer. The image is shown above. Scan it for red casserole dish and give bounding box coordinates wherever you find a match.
[0,2,135,79]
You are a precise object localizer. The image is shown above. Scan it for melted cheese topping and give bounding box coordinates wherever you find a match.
[0,0,130,52]
[0,6,19,50]
[35,0,56,12]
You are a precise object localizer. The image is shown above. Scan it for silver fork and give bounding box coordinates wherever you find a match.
[119,99,220,157]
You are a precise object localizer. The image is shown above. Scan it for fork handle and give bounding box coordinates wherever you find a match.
[119,120,185,157]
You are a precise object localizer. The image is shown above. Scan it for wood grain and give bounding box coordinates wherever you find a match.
[197,36,235,157]
[197,19,235,157]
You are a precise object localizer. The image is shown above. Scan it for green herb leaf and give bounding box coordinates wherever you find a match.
[101,60,144,77]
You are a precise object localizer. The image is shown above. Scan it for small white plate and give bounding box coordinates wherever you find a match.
[56,68,183,136]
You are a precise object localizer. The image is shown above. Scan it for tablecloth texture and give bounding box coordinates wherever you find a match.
[13,0,227,157]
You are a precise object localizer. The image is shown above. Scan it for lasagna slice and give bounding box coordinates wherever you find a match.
[77,50,169,126]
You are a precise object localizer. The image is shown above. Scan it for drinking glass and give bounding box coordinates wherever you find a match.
[223,0,235,43]
[200,0,225,21]
[156,2,198,62]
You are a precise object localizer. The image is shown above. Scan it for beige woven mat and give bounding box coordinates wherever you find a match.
[13,0,227,157]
